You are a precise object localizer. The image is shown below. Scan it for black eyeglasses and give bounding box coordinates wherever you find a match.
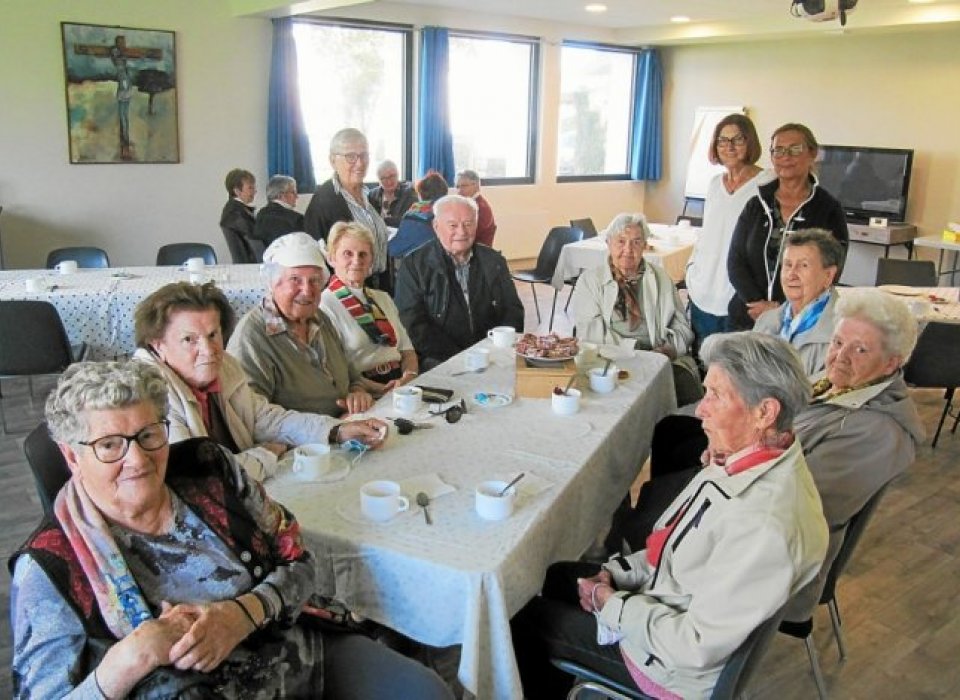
[716,135,746,148]
[429,399,467,424]
[770,144,806,159]
[337,152,370,165]
[79,420,170,463]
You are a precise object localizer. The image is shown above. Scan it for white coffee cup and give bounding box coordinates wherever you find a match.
[487,326,516,348]
[551,387,581,416]
[475,480,517,521]
[55,260,78,275]
[464,347,491,371]
[392,386,423,415]
[291,443,332,481]
[361,480,410,522]
[589,366,618,393]
[25,277,45,293]
[186,257,205,272]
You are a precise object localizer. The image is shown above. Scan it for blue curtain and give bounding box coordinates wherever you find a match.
[417,27,456,182]
[629,49,663,181]
[267,18,315,192]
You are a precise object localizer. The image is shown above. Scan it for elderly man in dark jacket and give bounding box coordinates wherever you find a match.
[395,194,524,369]
[253,175,305,247]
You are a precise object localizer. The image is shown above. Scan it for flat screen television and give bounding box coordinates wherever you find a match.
[816,145,914,224]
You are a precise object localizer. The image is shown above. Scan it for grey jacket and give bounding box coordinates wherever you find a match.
[754,288,838,377]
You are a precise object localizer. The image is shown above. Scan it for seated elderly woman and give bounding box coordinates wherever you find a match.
[387,170,449,258]
[10,361,452,699]
[616,290,922,625]
[321,221,418,394]
[754,228,843,376]
[571,213,701,405]
[133,281,386,480]
[227,232,375,417]
[512,332,828,699]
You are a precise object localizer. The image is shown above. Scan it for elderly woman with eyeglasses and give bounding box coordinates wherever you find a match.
[727,122,848,330]
[513,333,828,700]
[303,127,392,290]
[572,212,701,405]
[10,361,453,699]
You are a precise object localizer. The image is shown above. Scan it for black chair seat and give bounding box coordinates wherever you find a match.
[903,321,960,447]
[156,242,218,266]
[46,246,110,269]
[875,258,937,287]
[510,226,583,331]
[512,270,550,284]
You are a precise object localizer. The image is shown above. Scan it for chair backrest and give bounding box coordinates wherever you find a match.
[220,226,263,264]
[711,603,790,699]
[819,485,889,605]
[533,226,584,278]
[570,218,599,239]
[23,422,71,516]
[903,321,960,389]
[0,300,74,376]
[156,242,218,266]
[875,258,937,287]
[677,215,703,227]
[46,246,110,269]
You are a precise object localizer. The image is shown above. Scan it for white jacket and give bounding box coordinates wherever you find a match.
[601,440,828,699]
[134,349,338,481]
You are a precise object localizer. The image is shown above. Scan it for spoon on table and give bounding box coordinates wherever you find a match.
[600,357,613,377]
[416,492,433,525]
[559,374,577,396]
[499,473,525,497]
[451,367,487,377]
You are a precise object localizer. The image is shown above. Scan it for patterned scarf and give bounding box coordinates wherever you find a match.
[610,259,645,330]
[326,274,397,347]
[54,479,155,638]
[188,378,223,431]
[779,290,831,342]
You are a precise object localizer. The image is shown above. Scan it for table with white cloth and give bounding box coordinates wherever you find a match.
[550,223,700,290]
[0,265,264,359]
[847,285,960,323]
[266,341,676,700]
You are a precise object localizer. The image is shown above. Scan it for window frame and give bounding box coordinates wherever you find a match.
[556,40,639,184]
[291,17,415,186]
[446,29,540,187]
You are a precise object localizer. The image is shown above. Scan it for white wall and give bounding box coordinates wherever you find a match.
[645,27,960,242]
[0,0,271,268]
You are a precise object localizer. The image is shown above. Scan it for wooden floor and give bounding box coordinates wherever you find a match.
[1,282,958,698]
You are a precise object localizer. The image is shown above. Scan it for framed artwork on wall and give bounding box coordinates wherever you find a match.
[60,22,179,164]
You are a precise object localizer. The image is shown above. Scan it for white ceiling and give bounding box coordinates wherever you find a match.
[305,0,960,43]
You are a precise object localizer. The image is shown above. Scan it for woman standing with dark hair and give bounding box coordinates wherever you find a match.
[727,122,848,330]
[685,114,772,346]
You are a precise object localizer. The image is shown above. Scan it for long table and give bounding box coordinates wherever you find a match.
[550,223,699,290]
[266,342,676,699]
[0,265,264,359]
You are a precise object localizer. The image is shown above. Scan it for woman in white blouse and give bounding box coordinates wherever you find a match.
[321,221,419,396]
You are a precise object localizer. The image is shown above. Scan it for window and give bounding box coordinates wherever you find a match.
[292,20,412,184]
[448,33,539,183]
[557,44,636,181]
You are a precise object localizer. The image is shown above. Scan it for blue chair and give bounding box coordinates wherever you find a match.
[46,246,110,269]
[156,242,217,266]
[551,602,789,700]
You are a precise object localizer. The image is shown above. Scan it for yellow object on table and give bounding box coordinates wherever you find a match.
[942,229,960,243]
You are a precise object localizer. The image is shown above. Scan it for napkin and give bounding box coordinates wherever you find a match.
[493,471,552,498]
[400,474,456,500]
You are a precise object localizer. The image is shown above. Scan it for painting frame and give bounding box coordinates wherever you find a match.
[60,22,179,164]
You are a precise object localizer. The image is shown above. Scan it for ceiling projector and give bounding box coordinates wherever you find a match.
[790,0,858,26]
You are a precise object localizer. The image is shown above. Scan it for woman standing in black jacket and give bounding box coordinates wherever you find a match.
[727,123,847,330]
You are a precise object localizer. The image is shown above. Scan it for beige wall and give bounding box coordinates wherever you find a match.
[0,0,271,268]
[645,27,960,239]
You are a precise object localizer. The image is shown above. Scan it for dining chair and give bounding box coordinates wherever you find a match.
[874,258,937,287]
[0,300,86,434]
[551,600,789,700]
[23,421,71,516]
[46,246,110,269]
[903,321,960,447]
[221,225,264,264]
[778,485,890,700]
[676,215,703,227]
[569,218,599,240]
[511,226,584,331]
[156,242,218,266]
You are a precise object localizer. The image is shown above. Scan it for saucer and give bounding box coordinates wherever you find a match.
[336,498,414,525]
[277,452,351,483]
[472,392,513,409]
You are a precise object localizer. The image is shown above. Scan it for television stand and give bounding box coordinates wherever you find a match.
[847,222,917,258]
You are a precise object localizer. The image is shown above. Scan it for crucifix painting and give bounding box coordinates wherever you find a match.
[61,23,179,164]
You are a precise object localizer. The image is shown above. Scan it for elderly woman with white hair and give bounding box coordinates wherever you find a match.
[571,213,701,405]
[321,221,418,395]
[227,232,377,417]
[302,128,392,290]
[513,332,828,699]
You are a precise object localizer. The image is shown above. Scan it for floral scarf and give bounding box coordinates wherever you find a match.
[610,259,645,330]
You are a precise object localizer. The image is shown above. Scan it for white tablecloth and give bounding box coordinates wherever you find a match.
[0,265,264,359]
[848,285,960,323]
[551,223,700,290]
[266,341,676,699]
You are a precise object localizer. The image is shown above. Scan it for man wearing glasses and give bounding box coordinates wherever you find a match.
[303,128,392,290]
[369,159,417,228]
